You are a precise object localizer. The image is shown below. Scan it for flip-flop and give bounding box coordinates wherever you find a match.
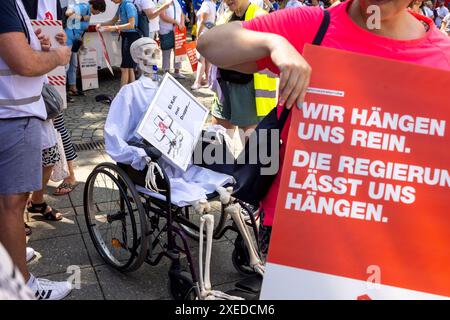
[53,182,78,196]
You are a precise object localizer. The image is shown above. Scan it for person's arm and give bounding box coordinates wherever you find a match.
[104,16,136,32]
[197,21,311,109]
[143,0,173,20]
[179,12,186,30]
[160,6,178,25]
[196,11,208,36]
[96,11,119,30]
[0,32,71,77]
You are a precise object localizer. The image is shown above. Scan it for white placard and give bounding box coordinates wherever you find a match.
[79,47,99,91]
[31,20,67,108]
[136,74,209,171]
[47,66,67,109]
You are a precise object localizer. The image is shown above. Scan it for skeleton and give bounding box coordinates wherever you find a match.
[128,38,262,299]
[196,186,265,300]
[130,37,161,76]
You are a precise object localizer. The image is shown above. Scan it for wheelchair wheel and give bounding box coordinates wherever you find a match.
[169,266,198,300]
[84,163,149,272]
[232,235,258,276]
[178,203,228,241]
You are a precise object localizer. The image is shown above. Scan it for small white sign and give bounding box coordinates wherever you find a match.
[79,47,99,91]
[136,73,209,171]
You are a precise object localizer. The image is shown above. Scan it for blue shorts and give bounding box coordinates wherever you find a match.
[0,117,43,194]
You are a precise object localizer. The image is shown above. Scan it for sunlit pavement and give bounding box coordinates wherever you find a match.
[25,61,247,300]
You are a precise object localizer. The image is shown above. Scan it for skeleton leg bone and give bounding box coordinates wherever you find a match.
[225,203,265,276]
[198,214,244,300]
[189,198,211,216]
[216,186,234,205]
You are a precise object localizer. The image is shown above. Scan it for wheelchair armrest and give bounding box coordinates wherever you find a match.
[128,141,162,160]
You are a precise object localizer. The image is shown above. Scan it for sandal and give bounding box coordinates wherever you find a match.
[24,223,32,236]
[27,202,63,221]
[68,90,83,96]
[53,182,78,196]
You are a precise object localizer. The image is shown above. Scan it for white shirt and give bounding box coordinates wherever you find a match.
[422,6,435,19]
[133,0,152,12]
[436,6,450,28]
[0,0,46,120]
[104,76,234,206]
[0,243,35,300]
[285,0,304,9]
[250,0,266,11]
[197,0,216,25]
[37,0,58,20]
[159,0,182,35]
[148,0,160,33]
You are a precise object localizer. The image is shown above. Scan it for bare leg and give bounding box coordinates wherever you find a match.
[120,68,129,87]
[62,160,76,185]
[204,59,211,84]
[211,116,236,138]
[30,166,62,220]
[192,56,206,88]
[129,68,135,83]
[0,193,30,281]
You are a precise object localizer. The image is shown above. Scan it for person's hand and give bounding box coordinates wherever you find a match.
[55,46,71,66]
[35,28,51,51]
[55,31,67,46]
[95,23,102,31]
[177,22,185,31]
[269,36,311,109]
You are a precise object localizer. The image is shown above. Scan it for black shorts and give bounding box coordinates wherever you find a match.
[121,32,141,69]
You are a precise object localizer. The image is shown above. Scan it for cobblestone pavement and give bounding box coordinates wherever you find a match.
[25,62,251,300]
[65,65,216,146]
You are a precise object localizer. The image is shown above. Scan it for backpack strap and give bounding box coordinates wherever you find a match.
[312,10,330,46]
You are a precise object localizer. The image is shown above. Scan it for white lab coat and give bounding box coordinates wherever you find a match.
[104,76,234,206]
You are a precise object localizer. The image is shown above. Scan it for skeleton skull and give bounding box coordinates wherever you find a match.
[130,38,161,74]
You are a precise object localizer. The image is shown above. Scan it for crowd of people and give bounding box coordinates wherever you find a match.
[1,0,450,300]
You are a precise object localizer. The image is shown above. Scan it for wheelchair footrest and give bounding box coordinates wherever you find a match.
[235,275,262,294]
[225,289,260,300]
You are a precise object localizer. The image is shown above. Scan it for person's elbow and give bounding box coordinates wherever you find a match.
[9,60,38,77]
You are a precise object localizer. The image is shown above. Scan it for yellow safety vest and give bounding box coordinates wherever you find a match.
[245,4,278,116]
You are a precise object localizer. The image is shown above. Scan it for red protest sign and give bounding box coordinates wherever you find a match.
[183,41,198,72]
[262,45,450,299]
[174,26,187,63]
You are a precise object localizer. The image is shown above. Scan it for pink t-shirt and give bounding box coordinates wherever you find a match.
[243,1,450,226]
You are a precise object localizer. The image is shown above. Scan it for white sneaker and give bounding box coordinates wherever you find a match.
[26,247,35,262]
[27,274,72,300]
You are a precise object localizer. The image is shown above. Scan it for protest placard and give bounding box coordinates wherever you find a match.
[31,20,67,108]
[183,41,198,72]
[261,45,450,300]
[174,26,187,64]
[79,47,99,91]
[136,73,209,171]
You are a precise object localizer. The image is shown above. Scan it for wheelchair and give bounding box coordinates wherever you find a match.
[83,158,264,300]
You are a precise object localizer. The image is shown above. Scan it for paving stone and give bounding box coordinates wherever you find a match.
[95,261,172,300]
[43,267,104,300]
[26,208,79,241]
[27,234,91,277]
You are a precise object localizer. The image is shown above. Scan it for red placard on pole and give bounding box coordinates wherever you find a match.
[174,26,187,64]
